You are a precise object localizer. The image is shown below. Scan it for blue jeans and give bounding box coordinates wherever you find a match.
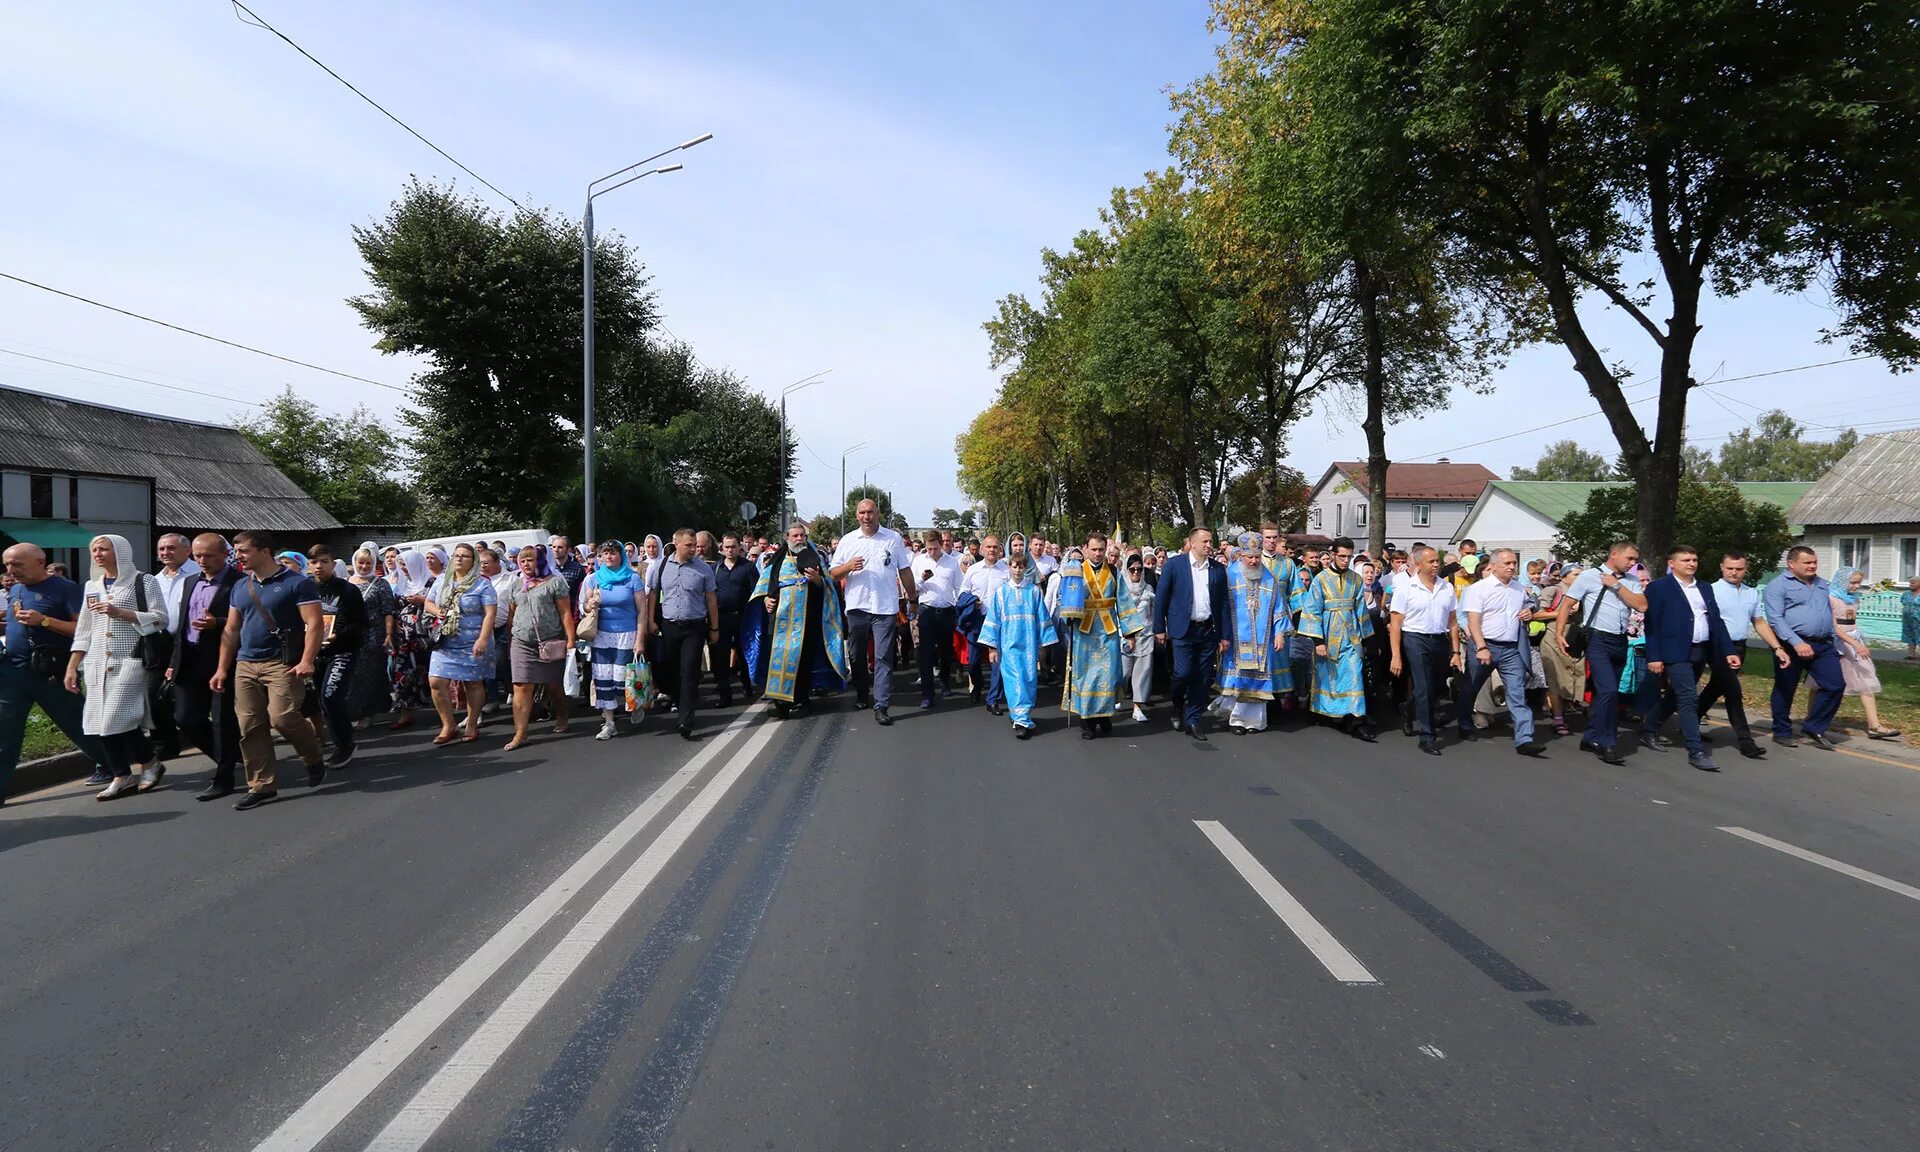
[1459,639,1534,745]
[1772,637,1844,737]
[1582,631,1629,749]
[1644,641,1709,754]
[968,635,1003,709]
[0,659,107,796]
[1402,632,1451,737]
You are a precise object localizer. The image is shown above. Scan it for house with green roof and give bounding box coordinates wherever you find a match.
[1451,479,1813,559]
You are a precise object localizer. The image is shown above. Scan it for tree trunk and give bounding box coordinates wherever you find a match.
[1355,259,1390,558]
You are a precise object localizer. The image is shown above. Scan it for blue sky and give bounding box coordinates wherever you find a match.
[0,1,1904,530]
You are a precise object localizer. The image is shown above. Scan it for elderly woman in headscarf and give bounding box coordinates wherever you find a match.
[422,542,498,744]
[1830,567,1900,739]
[581,539,650,740]
[346,542,397,723]
[387,548,434,730]
[65,534,169,800]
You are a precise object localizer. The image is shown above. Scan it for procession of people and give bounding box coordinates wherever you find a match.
[0,502,1904,810]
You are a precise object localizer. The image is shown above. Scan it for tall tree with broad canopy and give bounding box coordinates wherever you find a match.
[1512,439,1615,481]
[237,388,417,525]
[1289,0,1920,566]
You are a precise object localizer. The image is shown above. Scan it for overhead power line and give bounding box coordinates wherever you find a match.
[229,1,525,212]
[0,271,400,391]
[0,345,267,407]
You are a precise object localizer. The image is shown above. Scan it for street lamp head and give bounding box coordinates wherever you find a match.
[654,164,684,175]
[679,132,715,150]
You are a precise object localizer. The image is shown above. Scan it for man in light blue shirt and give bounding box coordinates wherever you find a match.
[1696,551,1788,759]
[1555,540,1648,764]
[1761,544,1844,749]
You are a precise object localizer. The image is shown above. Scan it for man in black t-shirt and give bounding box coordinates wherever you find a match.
[305,545,367,768]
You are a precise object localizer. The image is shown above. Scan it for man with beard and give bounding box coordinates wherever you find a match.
[1212,532,1291,733]
[1297,536,1376,741]
[754,522,849,719]
[1060,534,1146,739]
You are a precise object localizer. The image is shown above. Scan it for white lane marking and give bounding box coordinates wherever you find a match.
[1418,1044,1446,1060]
[1194,820,1380,986]
[1651,799,1670,805]
[1719,826,1920,903]
[251,707,765,1152]
[364,717,789,1152]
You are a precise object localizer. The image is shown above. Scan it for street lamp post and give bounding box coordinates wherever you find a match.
[839,441,871,537]
[583,131,712,547]
[778,370,831,534]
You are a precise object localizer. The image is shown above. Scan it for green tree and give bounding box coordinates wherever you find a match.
[1713,410,1859,482]
[1225,465,1309,531]
[1555,482,1793,578]
[349,179,655,528]
[957,509,977,532]
[236,387,416,524]
[930,508,961,531]
[807,512,839,544]
[1511,440,1614,482]
[842,483,893,528]
[1290,0,1920,564]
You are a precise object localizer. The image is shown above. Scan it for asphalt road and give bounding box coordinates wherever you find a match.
[4,682,1919,1152]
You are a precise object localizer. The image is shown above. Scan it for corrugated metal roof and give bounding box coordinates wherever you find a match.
[1491,479,1815,530]
[1328,461,1498,500]
[0,386,341,533]
[1787,430,1920,528]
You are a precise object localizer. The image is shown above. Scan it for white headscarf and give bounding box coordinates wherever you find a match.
[395,548,429,597]
[88,533,142,588]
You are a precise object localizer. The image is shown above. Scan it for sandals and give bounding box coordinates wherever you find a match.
[431,731,457,746]
[1553,717,1570,736]
[503,737,527,751]
[1867,727,1903,741]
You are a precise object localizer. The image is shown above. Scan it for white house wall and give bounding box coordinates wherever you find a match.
[1453,489,1557,551]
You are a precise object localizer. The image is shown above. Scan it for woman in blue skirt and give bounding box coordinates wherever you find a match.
[424,542,498,745]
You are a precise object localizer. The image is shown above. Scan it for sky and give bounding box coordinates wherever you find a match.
[0,0,1908,530]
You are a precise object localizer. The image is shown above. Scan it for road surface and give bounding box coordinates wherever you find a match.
[4,692,1918,1151]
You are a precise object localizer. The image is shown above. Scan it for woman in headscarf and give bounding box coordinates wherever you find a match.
[582,539,649,739]
[65,534,169,800]
[388,548,433,729]
[1120,549,1156,722]
[346,543,397,723]
[423,542,498,744]
[1537,564,1584,736]
[502,544,577,750]
[1903,576,1920,660]
[277,551,308,575]
[1830,567,1900,739]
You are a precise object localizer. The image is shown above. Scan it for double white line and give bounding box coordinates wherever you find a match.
[254,708,782,1152]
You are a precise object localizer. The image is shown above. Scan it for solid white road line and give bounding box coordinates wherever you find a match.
[363,716,789,1152]
[1194,820,1381,986]
[250,707,766,1152]
[1718,826,1920,903]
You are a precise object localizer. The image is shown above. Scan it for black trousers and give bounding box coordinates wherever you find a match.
[148,674,180,756]
[659,619,707,727]
[1693,649,1755,745]
[1172,622,1220,731]
[916,606,957,701]
[175,645,241,788]
[1402,631,1452,737]
[713,613,750,704]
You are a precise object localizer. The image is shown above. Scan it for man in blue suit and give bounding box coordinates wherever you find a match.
[1640,544,1739,772]
[1155,526,1232,741]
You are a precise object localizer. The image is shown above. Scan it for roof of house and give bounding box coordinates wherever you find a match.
[1465,478,1816,536]
[1323,461,1498,501]
[1786,430,1920,527]
[0,385,342,533]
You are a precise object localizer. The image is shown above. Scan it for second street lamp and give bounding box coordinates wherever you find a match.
[582,132,712,546]
[778,370,831,533]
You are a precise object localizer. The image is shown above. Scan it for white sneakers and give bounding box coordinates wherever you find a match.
[595,718,617,741]
[96,775,139,801]
[1132,706,1149,723]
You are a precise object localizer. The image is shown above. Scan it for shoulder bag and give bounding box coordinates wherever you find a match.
[1563,582,1613,659]
[535,579,571,662]
[576,583,601,642]
[131,575,175,673]
[244,576,306,666]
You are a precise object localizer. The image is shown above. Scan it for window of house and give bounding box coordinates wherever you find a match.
[1334,504,1343,534]
[29,474,52,519]
[1899,536,1919,582]
[1836,536,1871,573]
[1308,506,1322,529]
[1411,503,1431,528]
[1355,503,1368,529]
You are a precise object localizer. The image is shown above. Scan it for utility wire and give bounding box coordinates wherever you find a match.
[0,346,267,407]
[0,271,400,390]
[229,1,524,212]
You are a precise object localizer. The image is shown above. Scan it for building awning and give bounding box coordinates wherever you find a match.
[0,519,99,548]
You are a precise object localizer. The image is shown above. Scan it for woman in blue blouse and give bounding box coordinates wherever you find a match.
[581,540,650,741]
[1903,577,1920,660]
[423,542,498,744]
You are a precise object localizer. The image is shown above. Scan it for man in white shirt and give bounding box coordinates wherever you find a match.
[959,534,1009,711]
[910,530,964,709]
[1693,551,1780,759]
[1457,548,1544,756]
[150,532,200,759]
[829,500,916,724]
[1387,545,1459,755]
[1029,534,1057,582]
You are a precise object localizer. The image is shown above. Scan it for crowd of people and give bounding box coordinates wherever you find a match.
[0,502,1906,809]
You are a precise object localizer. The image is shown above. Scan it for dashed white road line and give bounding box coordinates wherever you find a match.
[1194,820,1380,986]
[251,706,769,1152]
[1719,826,1920,903]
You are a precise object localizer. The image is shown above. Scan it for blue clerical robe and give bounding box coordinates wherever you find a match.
[1296,567,1372,717]
[1062,561,1143,719]
[1219,561,1291,699]
[750,547,849,703]
[980,577,1054,728]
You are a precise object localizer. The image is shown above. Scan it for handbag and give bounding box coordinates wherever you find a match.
[576,589,600,642]
[1563,582,1613,659]
[131,576,175,673]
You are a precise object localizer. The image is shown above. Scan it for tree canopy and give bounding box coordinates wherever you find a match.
[236,387,416,525]
[1555,482,1793,578]
[1512,440,1614,482]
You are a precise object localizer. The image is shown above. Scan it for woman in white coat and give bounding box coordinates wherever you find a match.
[64,534,168,800]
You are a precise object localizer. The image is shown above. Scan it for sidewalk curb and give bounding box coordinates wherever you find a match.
[6,750,94,798]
